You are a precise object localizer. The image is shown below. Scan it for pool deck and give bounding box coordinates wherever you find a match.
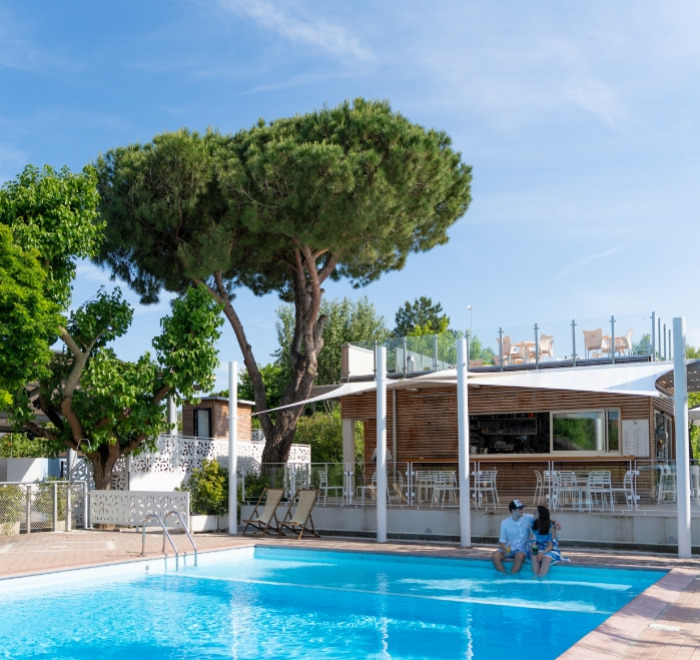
[0,531,697,659]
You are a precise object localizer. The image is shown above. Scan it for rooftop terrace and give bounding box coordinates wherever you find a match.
[343,311,673,381]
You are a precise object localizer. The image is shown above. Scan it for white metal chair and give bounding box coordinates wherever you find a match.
[318,469,343,505]
[611,470,639,511]
[586,470,614,512]
[656,464,676,504]
[558,470,583,510]
[543,470,561,511]
[472,470,499,509]
[432,470,458,507]
[415,470,436,504]
[358,472,392,505]
[389,471,408,505]
[533,470,544,506]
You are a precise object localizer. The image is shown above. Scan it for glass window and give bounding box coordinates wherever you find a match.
[607,410,620,452]
[552,411,605,452]
[194,408,211,438]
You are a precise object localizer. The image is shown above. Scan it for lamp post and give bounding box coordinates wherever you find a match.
[467,305,473,360]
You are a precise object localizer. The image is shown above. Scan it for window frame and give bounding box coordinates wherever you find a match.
[550,408,622,456]
[193,407,212,439]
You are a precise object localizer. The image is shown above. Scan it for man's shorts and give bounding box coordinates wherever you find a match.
[499,546,529,560]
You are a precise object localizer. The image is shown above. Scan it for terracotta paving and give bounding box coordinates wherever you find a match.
[0,530,698,658]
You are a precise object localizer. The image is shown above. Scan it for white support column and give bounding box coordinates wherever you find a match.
[376,346,388,543]
[342,418,355,504]
[672,318,691,558]
[457,338,472,547]
[228,361,239,536]
[167,396,178,436]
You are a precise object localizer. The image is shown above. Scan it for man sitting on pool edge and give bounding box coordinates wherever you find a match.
[492,500,562,574]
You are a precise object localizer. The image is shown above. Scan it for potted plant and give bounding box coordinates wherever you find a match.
[0,484,25,535]
[178,459,229,532]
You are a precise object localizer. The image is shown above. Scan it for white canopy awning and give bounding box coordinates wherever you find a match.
[404,361,677,398]
[256,360,687,415]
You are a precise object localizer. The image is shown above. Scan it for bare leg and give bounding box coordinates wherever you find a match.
[537,556,554,577]
[531,555,541,575]
[511,551,527,574]
[491,550,507,573]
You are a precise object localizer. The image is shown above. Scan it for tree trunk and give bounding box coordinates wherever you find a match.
[261,407,304,465]
[210,250,333,471]
[88,443,122,490]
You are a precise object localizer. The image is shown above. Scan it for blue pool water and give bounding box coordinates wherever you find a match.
[0,547,663,660]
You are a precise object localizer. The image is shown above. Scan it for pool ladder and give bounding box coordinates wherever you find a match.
[141,510,198,567]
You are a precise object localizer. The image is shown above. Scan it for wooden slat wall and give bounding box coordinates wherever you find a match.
[342,386,672,464]
[182,399,252,441]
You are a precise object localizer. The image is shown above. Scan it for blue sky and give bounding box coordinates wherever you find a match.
[2,1,700,390]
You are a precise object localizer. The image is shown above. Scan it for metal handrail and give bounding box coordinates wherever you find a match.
[164,510,197,565]
[141,513,179,560]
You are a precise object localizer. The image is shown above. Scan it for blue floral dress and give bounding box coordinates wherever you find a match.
[531,523,563,563]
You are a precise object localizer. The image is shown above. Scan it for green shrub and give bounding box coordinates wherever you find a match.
[241,472,270,503]
[34,478,68,520]
[179,459,229,516]
[0,484,25,525]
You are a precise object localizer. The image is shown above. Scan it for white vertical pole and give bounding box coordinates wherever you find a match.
[342,418,355,504]
[457,338,472,547]
[228,361,239,535]
[672,318,691,558]
[167,396,177,436]
[376,346,387,543]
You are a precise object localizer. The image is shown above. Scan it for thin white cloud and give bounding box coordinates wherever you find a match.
[75,263,114,286]
[0,143,28,184]
[551,246,623,281]
[213,0,372,62]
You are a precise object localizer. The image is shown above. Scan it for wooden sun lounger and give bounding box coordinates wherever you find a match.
[241,488,285,536]
[277,489,320,540]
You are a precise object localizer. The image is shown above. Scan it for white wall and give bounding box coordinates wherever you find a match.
[0,458,49,482]
[238,505,700,550]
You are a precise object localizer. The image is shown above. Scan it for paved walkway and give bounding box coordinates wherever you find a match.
[0,530,698,658]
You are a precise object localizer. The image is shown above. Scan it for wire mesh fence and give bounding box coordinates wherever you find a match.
[0,481,88,535]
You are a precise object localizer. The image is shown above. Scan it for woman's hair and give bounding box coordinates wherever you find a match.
[533,505,552,535]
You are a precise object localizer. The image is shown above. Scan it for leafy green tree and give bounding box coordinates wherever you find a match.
[9,286,222,489]
[634,333,652,356]
[1,165,103,307]
[1,165,223,489]
[0,433,52,458]
[293,408,363,464]
[468,335,495,364]
[236,363,287,426]
[1,165,99,406]
[274,296,389,389]
[687,344,700,461]
[94,98,472,466]
[394,297,449,337]
[0,224,60,407]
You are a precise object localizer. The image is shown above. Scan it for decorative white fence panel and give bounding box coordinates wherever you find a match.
[72,434,311,492]
[89,490,190,527]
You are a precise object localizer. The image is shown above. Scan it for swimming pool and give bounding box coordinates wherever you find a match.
[0,547,663,659]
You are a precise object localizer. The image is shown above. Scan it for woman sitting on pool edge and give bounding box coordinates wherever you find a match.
[530,505,568,577]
